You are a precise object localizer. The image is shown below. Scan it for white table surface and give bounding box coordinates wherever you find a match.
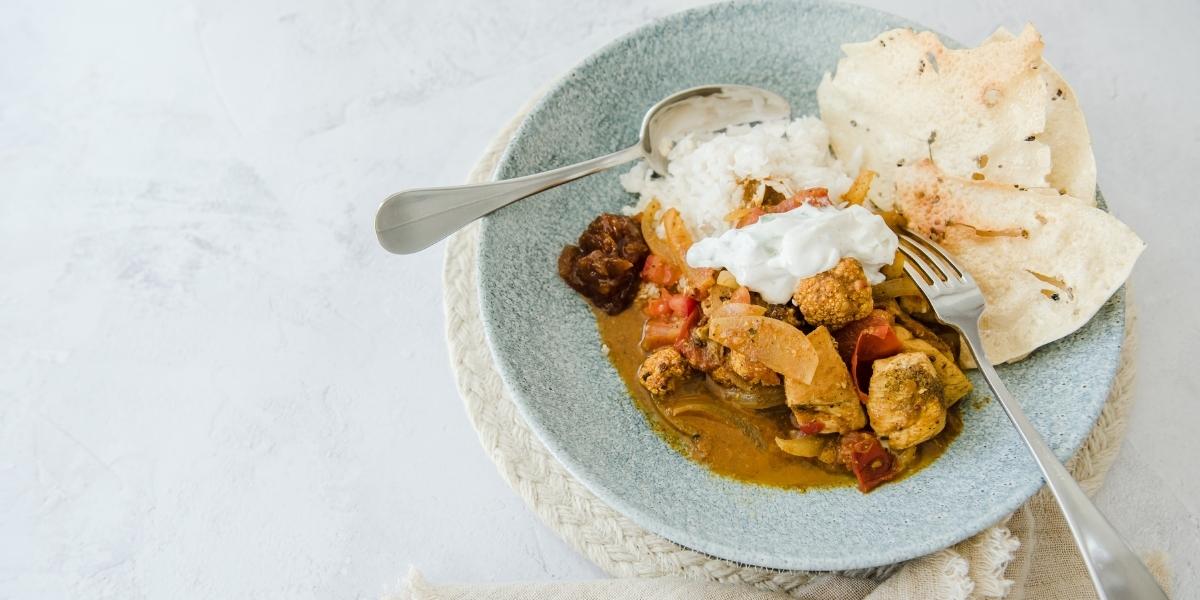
[3,0,1198,597]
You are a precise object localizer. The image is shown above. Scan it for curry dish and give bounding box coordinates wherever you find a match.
[559,173,975,493]
[594,301,961,490]
[552,23,1145,495]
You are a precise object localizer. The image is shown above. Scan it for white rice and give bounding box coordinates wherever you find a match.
[620,116,859,239]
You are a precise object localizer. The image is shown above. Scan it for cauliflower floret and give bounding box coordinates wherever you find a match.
[866,352,946,449]
[792,257,873,328]
[637,347,691,395]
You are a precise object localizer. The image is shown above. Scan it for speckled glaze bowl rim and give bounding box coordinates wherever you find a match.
[474,0,1121,571]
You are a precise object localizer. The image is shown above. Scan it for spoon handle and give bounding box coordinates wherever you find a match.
[375,144,642,254]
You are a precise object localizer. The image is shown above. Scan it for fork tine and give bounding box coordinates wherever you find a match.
[900,257,939,297]
[896,236,946,282]
[904,230,981,288]
[898,230,962,282]
[895,242,941,295]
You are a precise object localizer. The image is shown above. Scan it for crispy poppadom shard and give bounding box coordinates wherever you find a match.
[894,160,1142,364]
[985,27,1097,205]
[818,25,1058,210]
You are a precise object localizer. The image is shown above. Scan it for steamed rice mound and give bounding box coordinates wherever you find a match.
[620,117,856,238]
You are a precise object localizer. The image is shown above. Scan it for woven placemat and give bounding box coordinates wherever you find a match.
[441,95,1138,598]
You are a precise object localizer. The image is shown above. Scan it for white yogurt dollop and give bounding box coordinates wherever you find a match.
[686,204,899,304]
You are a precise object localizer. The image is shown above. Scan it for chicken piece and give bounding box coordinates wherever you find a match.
[637,347,690,395]
[900,337,972,405]
[866,352,946,450]
[790,402,867,435]
[727,350,780,386]
[792,257,873,328]
[783,327,866,434]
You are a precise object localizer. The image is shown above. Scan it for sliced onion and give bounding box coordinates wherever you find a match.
[703,375,785,410]
[668,400,765,449]
[662,208,716,292]
[708,316,818,383]
[647,396,698,442]
[640,200,682,271]
[709,302,767,318]
[775,435,825,458]
[841,169,876,206]
[661,208,695,262]
[871,277,921,300]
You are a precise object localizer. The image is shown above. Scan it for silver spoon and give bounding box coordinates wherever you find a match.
[375,84,790,254]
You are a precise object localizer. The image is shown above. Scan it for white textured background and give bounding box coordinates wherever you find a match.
[2,0,1197,598]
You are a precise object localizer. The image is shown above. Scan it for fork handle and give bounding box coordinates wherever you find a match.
[959,327,1167,600]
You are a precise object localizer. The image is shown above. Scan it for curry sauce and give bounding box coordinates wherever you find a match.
[596,302,961,490]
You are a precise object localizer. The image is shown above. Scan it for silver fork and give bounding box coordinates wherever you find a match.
[896,229,1168,600]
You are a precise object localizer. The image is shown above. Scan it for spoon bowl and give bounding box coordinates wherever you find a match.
[375,84,790,254]
[637,85,791,174]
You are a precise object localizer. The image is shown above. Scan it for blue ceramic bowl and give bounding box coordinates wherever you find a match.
[477,0,1122,570]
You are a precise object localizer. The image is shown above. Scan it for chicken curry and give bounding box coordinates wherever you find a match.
[558,173,974,492]
[594,301,961,490]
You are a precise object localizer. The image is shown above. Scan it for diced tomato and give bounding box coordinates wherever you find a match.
[641,254,678,286]
[735,208,765,228]
[733,188,830,227]
[730,286,752,305]
[797,420,825,435]
[834,310,903,400]
[839,432,897,492]
[797,187,831,207]
[767,198,799,214]
[645,293,697,319]
[642,318,684,350]
[834,310,894,363]
[643,297,672,318]
[674,296,701,344]
[642,315,698,350]
[849,326,902,400]
[666,294,697,317]
[767,187,830,214]
[678,304,700,335]
[641,294,700,350]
